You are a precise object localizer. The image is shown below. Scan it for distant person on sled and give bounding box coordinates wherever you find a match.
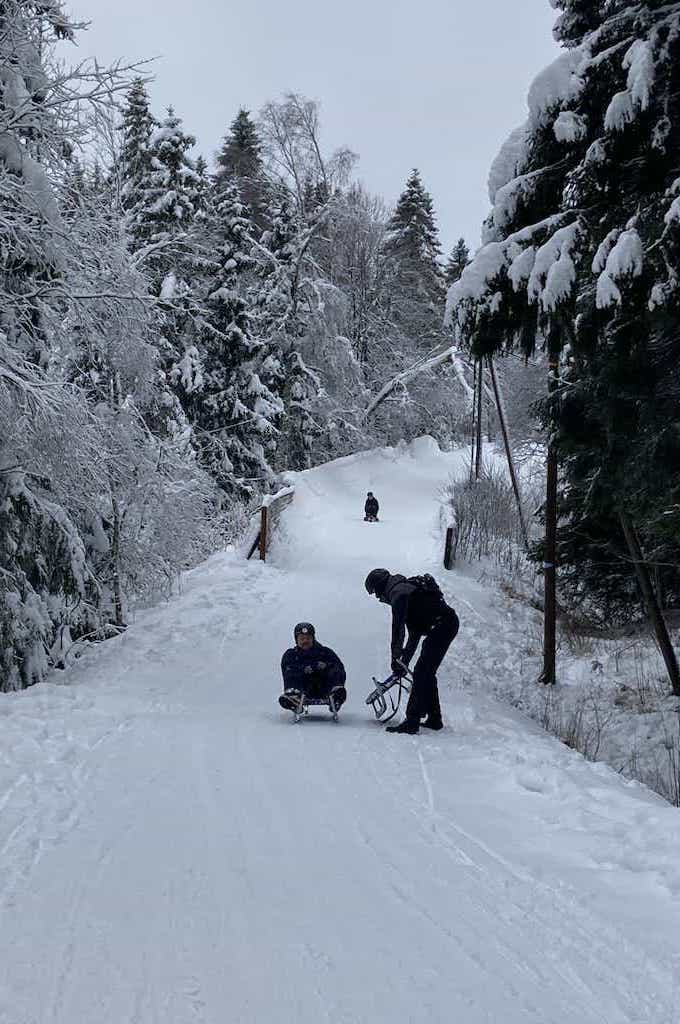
[279,622,347,714]
[364,492,379,522]
[365,569,459,734]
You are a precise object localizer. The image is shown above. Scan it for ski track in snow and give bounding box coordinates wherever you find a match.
[0,437,679,1023]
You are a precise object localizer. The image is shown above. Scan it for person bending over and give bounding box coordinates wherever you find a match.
[365,569,458,734]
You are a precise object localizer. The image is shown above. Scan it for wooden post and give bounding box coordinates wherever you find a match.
[487,356,529,550]
[444,526,455,570]
[619,512,680,696]
[539,355,559,686]
[259,505,268,562]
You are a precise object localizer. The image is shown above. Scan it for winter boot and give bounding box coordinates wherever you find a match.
[386,718,419,735]
[329,685,347,710]
[421,716,443,731]
[279,689,302,712]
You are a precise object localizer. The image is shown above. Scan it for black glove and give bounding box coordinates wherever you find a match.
[391,657,407,678]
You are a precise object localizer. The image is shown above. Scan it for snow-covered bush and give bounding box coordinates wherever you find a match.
[443,464,531,574]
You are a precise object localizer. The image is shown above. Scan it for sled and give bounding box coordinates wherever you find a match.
[294,692,342,722]
[279,689,343,723]
[365,667,412,723]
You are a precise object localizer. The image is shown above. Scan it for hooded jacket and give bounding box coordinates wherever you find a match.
[281,641,346,692]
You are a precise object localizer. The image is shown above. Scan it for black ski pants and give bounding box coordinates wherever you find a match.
[405,609,459,724]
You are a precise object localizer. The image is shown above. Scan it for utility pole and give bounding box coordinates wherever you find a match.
[487,356,529,550]
[619,512,680,696]
[539,353,559,685]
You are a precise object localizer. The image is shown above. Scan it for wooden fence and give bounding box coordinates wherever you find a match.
[246,486,295,562]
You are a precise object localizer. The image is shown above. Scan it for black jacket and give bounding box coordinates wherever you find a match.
[281,641,346,691]
[365,496,379,516]
[379,573,454,665]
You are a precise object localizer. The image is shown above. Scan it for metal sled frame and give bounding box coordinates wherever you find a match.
[365,669,412,724]
[293,692,340,723]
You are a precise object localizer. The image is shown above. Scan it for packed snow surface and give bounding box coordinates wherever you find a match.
[1,439,679,1023]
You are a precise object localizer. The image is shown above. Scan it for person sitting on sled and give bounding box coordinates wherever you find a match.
[279,622,347,712]
[364,492,379,521]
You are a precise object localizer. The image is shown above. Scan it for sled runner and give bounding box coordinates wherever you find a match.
[294,691,342,722]
[279,687,344,723]
[365,665,412,723]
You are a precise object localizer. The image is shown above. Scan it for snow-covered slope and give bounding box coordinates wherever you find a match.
[1,439,679,1024]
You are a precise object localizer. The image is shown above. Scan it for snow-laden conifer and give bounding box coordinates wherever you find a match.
[194,183,282,494]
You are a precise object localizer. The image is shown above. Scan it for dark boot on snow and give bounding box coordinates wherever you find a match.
[279,690,302,712]
[386,718,419,735]
[329,685,347,710]
[421,716,443,731]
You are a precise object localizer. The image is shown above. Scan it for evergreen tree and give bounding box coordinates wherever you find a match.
[121,105,206,406]
[193,184,282,495]
[445,237,470,286]
[194,154,211,219]
[214,108,268,225]
[381,169,446,347]
[130,106,201,262]
[450,0,680,624]
[251,198,324,470]
[119,78,157,218]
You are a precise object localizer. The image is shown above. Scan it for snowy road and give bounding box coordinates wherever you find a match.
[1,439,679,1023]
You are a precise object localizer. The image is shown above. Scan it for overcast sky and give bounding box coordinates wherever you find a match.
[70,0,558,254]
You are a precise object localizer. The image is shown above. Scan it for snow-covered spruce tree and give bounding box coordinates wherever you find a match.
[130,106,201,270]
[445,237,471,286]
[194,154,211,220]
[250,197,320,471]
[551,1,680,621]
[449,0,680,632]
[363,170,462,447]
[191,182,282,496]
[381,169,446,348]
[122,105,207,414]
[214,108,268,226]
[119,77,158,219]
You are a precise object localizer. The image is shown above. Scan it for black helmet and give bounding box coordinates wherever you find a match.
[365,568,390,597]
[293,621,315,639]
[367,491,373,496]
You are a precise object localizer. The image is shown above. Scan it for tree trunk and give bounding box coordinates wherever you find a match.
[619,512,680,696]
[540,356,559,685]
[110,491,125,628]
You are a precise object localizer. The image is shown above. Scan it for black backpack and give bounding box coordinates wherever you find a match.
[407,574,445,602]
